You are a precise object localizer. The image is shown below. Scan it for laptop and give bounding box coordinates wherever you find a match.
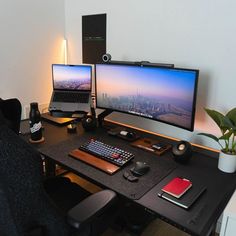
[49,64,92,114]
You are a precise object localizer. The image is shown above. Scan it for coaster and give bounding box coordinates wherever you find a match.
[29,137,45,144]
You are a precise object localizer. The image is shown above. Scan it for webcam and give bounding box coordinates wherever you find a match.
[102,53,112,63]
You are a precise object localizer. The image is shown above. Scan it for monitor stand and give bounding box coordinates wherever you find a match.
[97,109,113,127]
[98,109,139,142]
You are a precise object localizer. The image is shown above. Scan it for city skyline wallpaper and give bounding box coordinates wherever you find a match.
[96,64,198,130]
[53,64,91,90]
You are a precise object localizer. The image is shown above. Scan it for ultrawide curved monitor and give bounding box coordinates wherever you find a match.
[95,63,199,131]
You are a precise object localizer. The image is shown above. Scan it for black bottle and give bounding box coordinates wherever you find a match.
[29,102,43,142]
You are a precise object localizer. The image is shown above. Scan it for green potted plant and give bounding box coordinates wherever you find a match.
[198,107,236,173]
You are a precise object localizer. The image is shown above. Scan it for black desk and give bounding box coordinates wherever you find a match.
[20,120,236,236]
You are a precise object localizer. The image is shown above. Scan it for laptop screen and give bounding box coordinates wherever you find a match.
[52,64,92,91]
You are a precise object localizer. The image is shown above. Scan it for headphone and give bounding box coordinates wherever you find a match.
[81,107,97,131]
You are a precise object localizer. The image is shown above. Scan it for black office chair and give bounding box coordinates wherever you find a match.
[0,98,117,236]
[0,97,22,134]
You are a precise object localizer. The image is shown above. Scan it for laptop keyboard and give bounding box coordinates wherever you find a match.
[53,92,89,103]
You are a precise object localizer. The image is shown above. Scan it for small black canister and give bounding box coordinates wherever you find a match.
[29,102,44,143]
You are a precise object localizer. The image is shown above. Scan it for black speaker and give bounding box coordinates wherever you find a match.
[172,141,192,164]
[102,53,112,63]
[82,108,97,131]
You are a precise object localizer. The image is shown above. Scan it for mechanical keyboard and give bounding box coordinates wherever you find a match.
[79,139,134,167]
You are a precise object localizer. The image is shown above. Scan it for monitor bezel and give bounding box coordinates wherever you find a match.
[95,62,199,132]
[52,64,92,92]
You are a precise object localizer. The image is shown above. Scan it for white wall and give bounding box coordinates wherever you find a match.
[65,0,236,150]
[0,0,65,117]
[1,1,235,150]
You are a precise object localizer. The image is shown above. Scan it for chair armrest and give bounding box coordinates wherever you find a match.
[67,189,117,229]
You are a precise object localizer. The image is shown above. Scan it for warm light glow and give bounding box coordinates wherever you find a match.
[63,39,68,65]
[105,119,219,153]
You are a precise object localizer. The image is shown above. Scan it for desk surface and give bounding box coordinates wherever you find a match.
[20,120,236,236]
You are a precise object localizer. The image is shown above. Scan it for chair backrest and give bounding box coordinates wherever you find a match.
[0,98,22,134]
[0,123,70,235]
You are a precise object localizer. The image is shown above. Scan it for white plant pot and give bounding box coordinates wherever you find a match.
[218,151,236,173]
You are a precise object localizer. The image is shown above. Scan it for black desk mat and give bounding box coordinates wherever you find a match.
[40,130,177,200]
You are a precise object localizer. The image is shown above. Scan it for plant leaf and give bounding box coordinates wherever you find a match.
[232,142,236,151]
[221,116,235,130]
[198,132,219,142]
[219,130,233,140]
[226,107,236,126]
[204,108,227,132]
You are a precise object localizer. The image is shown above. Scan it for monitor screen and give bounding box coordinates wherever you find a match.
[95,63,199,131]
[52,64,92,91]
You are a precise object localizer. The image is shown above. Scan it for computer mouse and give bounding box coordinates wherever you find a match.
[130,161,150,176]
